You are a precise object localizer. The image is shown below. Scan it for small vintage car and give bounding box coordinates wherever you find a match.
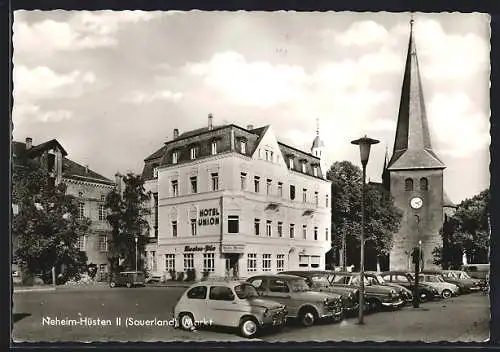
[327,271,404,312]
[413,273,460,299]
[173,280,287,338]
[460,264,490,289]
[109,271,146,288]
[246,274,344,327]
[364,271,413,304]
[280,270,361,314]
[422,270,481,294]
[381,271,440,302]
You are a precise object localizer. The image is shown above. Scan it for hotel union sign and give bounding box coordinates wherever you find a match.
[198,208,220,226]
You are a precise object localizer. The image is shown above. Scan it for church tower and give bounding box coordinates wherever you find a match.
[311,118,327,177]
[387,18,446,271]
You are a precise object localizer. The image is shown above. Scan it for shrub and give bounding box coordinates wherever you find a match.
[176,272,185,282]
[169,269,176,281]
[186,269,196,281]
[202,271,210,280]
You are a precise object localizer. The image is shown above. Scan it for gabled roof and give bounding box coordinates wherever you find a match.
[26,139,68,157]
[62,158,114,185]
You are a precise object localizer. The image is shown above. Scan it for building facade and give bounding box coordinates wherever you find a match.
[143,116,332,280]
[12,137,115,280]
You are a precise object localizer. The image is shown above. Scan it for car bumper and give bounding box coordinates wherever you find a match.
[261,311,287,328]
[320,306,344,320]
[382,299,405,308]
[469,286,482,292]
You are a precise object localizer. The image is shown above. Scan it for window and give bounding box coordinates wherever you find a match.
[290,224,295,239]
[190,219,197,236]
[313,166,318,177]
[254,219,260,235]
[262,254,272,271]
[289,158,294,169]
[240,172,247,190]
[420,177,428,191]
[190,176,197,193]
[171,180,178,197]
[209,286,234,301]
[302,188,307,203]
[325,194,329,208]
[301,162,306,173]
[211,173,219,191]
[405,178,414,191]
[277,254,285,271]
[290,185,296,200]
[100,194,106,202]
[314,227,318,241]
[247,253,257,272]
[302,225,307,240]
[184,253,194,270]
[311,255,320,268]
[153,166,159,178]
[228,215,239,233]
[325,227,329,241]
[165,254,175,271]
[254,176,260,193]
[190,147,197,160]
[99,235,108,252]
[187,286,207,299]
[77,235,87,251]
[266,179,272,195]
[266,220,272,236]
[172,151,178,164]
[98,204,106,221]
[153,193,158,237]
[172,221,177,237]
[278,182,283,197]
[203,253,215,272]
[211,141,217,155]
[299,255,309,268]
[241,140,246,154]
[78,202,85,219]
[269,279,289,293]
[314,191,319,206]
[277,222,283,237]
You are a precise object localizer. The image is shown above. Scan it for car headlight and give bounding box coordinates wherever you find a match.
[263,308,270,317]
[323,297,331,306]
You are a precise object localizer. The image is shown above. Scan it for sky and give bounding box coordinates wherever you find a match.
[12,11,491,204]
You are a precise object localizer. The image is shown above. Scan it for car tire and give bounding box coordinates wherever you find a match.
[126,282,132,288]
[298,307,317,327]
[109,281,116,288]
[239,317,259,338]
[442,289,452,299]
[179,312,195,330]
[419,291,428,303]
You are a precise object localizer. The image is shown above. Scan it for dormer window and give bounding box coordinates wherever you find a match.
[190,147,197,160]
[172,151,178,164]
[289,158,294,169]
[241,140,246,154]
[313,166,318,177]
[211,141,217,155]
[152,164,159,178]
[301,161,307,173]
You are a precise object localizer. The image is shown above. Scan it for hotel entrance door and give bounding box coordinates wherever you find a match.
[224,254,239,279]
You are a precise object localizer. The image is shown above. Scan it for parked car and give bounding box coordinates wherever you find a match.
[412,273,460,299]
[109,271,146,288]
[460,264,490,289]
[173,280,287,338]
[380,271,440,302]
[364,271,413,304]
[280,270,361,314]
[326,271,404,312]
[145,271,165,284]
[422,270,481,294]
[246,274,344,327]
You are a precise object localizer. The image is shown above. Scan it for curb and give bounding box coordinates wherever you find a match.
[149,284,191,288]
[14,287,56,293]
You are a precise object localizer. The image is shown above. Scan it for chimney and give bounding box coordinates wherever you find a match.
[208,113,213,131]
[85,165,89,174]
[25,137,32,150]
[247,124,254,130]
[173,128,179,139]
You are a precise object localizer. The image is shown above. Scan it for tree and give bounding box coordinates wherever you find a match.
[12,164,90,284]
[434,189,490,268]
[326,161,403,271]
[105,173,151,274]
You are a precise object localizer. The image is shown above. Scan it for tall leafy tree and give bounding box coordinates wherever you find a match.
[105,173,151,273]
[12,164,89,283]
[326,161,403,270]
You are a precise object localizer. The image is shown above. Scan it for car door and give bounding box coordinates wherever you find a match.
[265,278,298,317]
[206,285,240,327]
[183,285,208,322]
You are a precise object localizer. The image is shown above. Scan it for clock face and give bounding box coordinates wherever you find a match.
[410,197,423,209]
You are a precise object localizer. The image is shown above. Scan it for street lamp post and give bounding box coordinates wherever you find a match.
[135,236,138,272]
[351,135,380,325]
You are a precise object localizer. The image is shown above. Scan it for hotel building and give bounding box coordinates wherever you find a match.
[142,115,331,279]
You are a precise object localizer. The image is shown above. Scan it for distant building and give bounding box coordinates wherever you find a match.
[142,115,331,280]
[12,137,115,280]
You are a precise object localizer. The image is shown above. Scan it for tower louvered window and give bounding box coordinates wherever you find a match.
[405,178,413,191]
[420,177,428,191]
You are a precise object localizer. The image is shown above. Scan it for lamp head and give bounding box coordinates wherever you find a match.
[135,236,138,243]
[351,135,380,166]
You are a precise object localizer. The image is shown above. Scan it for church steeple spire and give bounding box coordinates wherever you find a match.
[387,16,445,171]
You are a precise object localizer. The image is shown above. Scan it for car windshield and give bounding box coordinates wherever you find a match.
[423,276,440,283]
[458,271,471,279]
[290,279,310,292]
[351,276,370,286]
[375,275,385,284]
[310,275,330,287]
[234,284,259,299]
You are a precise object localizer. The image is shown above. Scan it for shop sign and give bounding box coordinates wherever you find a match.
[198,208,220,226]
[184,245,216,252]
[221,244,245,253]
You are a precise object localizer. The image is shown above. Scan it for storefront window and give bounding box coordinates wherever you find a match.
[247,253,257,272]
[262,254,272,271]
[311,255,320,268]
[228,215,239,233]
[203,253,215,272]
[299,255,309,268]
[277,254,285,271]
[165,254,175,271]
[184,253,194,271]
